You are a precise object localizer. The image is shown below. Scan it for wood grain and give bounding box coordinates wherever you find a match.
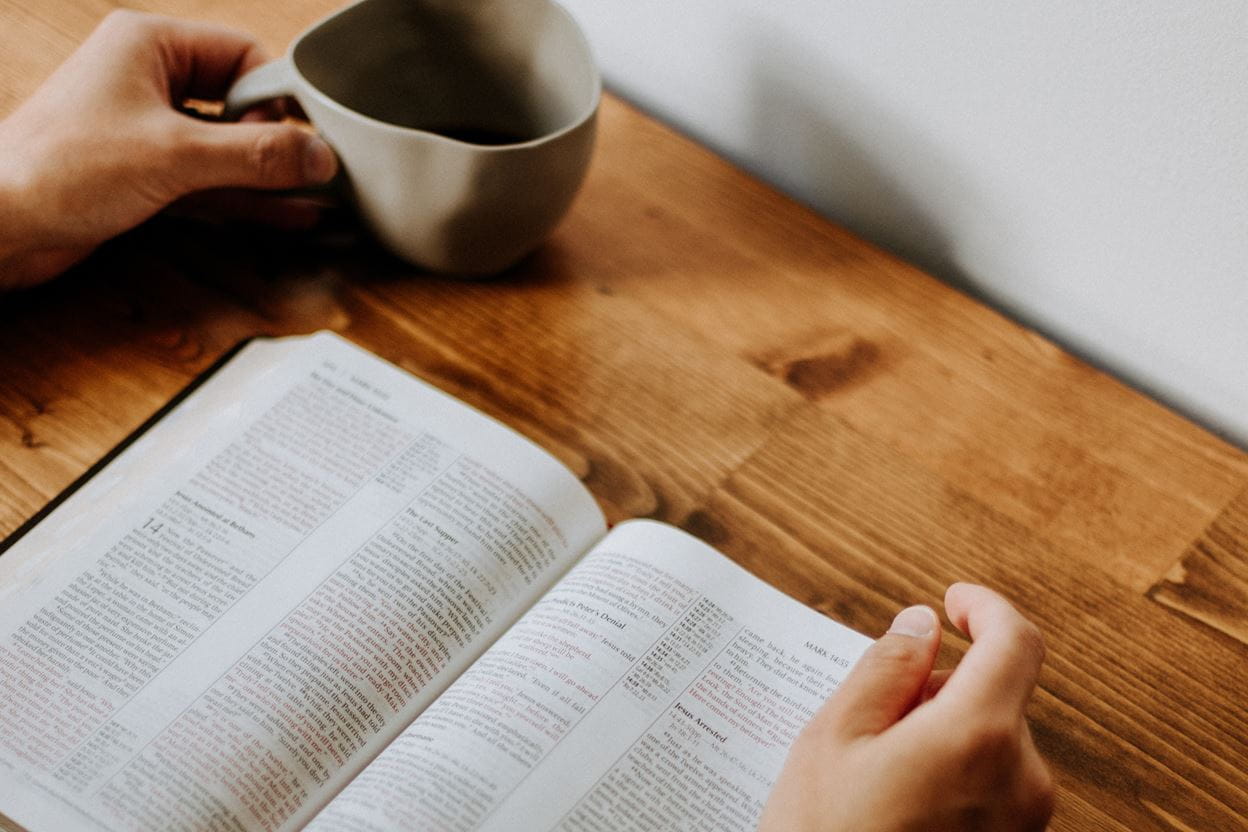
[575,100,1248,593]
[1,1,1246,830]
[678,406,1248,830]
[1149,485,1248,648]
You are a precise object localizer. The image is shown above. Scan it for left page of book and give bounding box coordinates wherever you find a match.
[0,330,606,832]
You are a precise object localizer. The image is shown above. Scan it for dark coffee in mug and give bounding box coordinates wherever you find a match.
[226,0,600,274]
[292,0,555,144]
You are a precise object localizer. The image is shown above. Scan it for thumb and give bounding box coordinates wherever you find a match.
[812,605,941,740]
[175,121,338,193]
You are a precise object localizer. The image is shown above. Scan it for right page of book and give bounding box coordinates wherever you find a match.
[308,518,873,832]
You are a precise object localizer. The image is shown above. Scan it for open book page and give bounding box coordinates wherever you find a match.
[308,519,873,832]
[0,331,605,832]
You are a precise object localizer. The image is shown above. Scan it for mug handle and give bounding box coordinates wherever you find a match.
[224,59,297,120]
[223,59,341,196]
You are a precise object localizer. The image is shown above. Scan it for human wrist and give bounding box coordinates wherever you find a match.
[0,121,30,243]
[0,118,65,289]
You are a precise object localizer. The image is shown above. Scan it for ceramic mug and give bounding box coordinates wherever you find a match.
[225,0,600,275]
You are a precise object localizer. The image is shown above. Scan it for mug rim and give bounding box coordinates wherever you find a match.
[285,0,602,151]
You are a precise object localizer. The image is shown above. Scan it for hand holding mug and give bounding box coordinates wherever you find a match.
[0,0,600,289]
[0,10,338,290]
[226,0,600,275]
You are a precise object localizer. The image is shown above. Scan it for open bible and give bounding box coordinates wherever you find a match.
[0,331,870,832]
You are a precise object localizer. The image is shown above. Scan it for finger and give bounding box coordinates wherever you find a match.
[1017,722,1056,831]
[812,605,941,740]
[238,100,295,124]
[284,97,309,122]
[174,121,338,192]
[920,668,953,704]
[941,583,1045,717]
[169,190,331,229]
[137,12,272,101]
[0,246,93,291]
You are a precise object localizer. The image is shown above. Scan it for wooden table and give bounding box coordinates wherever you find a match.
[2,2,1246,830]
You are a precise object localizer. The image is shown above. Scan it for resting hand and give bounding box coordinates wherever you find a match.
[0,10,337,289]
[759,583,1054,831]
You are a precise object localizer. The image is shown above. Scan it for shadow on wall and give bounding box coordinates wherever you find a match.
[599,12,1245,447]
[738,23,1027,303]
[733,30,1246,446]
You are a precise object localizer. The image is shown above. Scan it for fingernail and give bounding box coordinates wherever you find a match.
[888,605,937,638]
[303,135,337,183]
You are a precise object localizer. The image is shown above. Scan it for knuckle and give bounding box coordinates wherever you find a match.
[1025,765,1057,827]
[864,635,925,669]
[1034,759,1056,803]
[143,123,198,200]
[101,8,136,26]
[1039,778,1056,815]
[162,119,201,165]
[250,128,303,186]
[95,9,166,56]
[101,8,153,35]
[792,703,844,749]
[787,722,825,755]
[960,718,1022,764]
[1017,620,1047,666]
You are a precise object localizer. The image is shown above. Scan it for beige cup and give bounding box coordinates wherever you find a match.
[225,0,600,275]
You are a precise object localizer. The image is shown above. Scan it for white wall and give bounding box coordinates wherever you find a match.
[562,0,1248,446]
